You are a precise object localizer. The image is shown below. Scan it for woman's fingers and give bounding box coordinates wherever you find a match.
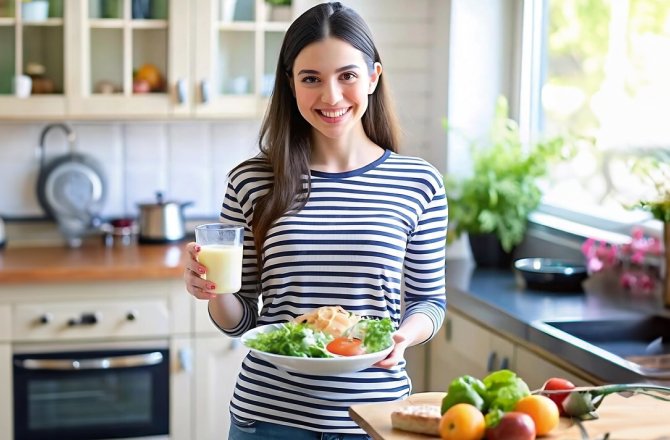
[183,243,217,300]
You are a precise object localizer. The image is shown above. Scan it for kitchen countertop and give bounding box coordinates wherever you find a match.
[445,259,670,384]
[0,242,188,283]
[350,392,670,440]
[1,245,667,383]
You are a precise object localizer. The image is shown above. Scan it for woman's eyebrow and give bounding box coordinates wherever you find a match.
[296,64,361,76]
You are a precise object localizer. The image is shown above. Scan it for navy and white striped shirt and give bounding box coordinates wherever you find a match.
[217,149,448,434]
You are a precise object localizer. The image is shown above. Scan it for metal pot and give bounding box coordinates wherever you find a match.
[138,192,193,243]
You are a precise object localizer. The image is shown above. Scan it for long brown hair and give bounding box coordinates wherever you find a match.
[251,2,401,265]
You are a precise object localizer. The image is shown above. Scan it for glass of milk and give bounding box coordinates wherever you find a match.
[195,223,244,294]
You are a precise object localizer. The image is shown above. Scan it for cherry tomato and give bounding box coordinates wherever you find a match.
[326,337,364,356]
[541,377,576,416]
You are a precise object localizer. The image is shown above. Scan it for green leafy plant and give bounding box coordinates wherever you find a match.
[632,149,670,223]
[444,96,570,252]
[265,0,291,5]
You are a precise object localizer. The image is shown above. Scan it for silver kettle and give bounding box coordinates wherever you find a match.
[0,216,6,248]
[138,192,193,243]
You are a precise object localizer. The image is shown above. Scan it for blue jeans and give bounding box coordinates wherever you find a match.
[229,417,371,440]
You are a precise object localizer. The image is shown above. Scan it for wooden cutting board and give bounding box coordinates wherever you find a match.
[349,392,670,439]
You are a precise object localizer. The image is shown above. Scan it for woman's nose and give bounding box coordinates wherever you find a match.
[321,80,343,105]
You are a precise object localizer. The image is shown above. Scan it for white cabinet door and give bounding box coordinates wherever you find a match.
[0,343,11,440]
[0,0,67,118]
[428,312,491,391]
[194,335,248,439]
[170,337,194,440]
[192,0,287,118]
[68,0,189,117]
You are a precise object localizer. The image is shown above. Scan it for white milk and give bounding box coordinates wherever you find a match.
[198,244,243,294]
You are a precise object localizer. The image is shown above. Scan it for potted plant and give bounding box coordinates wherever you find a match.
[265,0,292,21]
[444,96,569,267]
[633,150,670,307]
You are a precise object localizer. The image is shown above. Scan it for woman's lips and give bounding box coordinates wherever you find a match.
[316,107,351,123]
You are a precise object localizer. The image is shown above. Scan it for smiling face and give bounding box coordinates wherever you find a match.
[292,37,381,142]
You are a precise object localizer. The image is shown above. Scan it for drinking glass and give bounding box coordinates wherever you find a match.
[195,224,244,294]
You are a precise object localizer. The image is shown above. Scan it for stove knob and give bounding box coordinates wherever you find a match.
[39,313,53,324]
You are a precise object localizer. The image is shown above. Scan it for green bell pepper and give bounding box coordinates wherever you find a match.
[441,375,487,414]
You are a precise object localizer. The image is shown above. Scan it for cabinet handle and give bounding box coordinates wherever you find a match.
[486,351,497,372]
[200,80,210,103]
[176,78,187,104]
[178,348,193,373]
[68,312,101,326]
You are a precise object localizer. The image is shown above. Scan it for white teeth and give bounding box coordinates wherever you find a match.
[320,108,348,118]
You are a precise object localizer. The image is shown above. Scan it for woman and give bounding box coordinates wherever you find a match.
[184,2,448,438]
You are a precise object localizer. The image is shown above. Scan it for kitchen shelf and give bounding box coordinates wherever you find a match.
[0,0,294,119]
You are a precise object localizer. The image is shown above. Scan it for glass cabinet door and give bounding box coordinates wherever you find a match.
[0,0,67,117]
[193,0,288,118]
[68,0,189,117]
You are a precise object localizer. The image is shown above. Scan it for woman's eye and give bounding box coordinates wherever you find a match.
[301,76,320,84]
[340,72,357,81]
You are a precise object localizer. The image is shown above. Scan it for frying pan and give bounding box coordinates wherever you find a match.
[36,123,106,246]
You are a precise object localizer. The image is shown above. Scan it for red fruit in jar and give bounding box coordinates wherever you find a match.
[485,412,535,440]
[541,377,576,416]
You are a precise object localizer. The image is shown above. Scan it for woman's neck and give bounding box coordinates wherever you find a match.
[309,128,384,173]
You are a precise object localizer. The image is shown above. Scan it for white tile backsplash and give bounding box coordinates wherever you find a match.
[0,120,264,220]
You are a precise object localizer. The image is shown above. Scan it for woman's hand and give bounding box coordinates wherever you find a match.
[183,242,217,300]
[374,332,409,369]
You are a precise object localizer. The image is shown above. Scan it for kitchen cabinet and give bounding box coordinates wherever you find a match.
[0,342,10,440]
[194,335,248,439]
[428,309,595,392]
[0,0,291,119]
[192,299,249,438]
[0,0,67,117]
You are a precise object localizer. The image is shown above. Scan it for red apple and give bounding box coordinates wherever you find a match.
[485,412,536,440]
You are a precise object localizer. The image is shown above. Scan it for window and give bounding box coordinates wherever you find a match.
[519,0,669,238]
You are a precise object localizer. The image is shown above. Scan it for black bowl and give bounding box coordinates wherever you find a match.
[513,258,588,293]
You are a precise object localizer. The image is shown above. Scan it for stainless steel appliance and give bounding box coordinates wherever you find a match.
[138,192,192,243]
[13,344,169,440]
[0,215,5,248]
[36,123,107,247]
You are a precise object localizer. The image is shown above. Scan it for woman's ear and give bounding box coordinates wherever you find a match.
[368,62,383,94]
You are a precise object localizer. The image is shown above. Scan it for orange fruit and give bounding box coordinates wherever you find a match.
[134,64,163,91]
[438,403,485,440]
[514,394,560,436]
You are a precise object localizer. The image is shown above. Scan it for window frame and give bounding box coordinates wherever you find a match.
[515,0,662,242]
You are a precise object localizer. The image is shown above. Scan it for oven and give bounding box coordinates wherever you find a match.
[13,344,169,440]
[10,298,175,440]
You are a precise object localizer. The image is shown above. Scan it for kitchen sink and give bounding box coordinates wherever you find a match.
[533,314,670,379]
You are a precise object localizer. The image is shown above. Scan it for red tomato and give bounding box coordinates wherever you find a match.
[541,377,576,416]
[326,337,364,356]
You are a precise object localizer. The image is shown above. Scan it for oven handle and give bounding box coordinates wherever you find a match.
[14,351,164,370]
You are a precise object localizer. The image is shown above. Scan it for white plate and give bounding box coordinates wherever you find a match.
[241,323,394,376]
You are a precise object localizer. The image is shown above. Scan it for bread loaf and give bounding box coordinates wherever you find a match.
[390,404,441,436]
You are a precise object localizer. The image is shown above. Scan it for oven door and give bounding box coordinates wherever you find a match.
[13,348,169,440]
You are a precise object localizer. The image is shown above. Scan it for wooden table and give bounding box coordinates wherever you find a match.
[349,392,670,440]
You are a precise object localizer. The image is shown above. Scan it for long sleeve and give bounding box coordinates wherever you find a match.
[401,177,448,342]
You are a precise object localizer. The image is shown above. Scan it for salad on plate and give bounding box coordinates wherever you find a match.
[243,306,395,358]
